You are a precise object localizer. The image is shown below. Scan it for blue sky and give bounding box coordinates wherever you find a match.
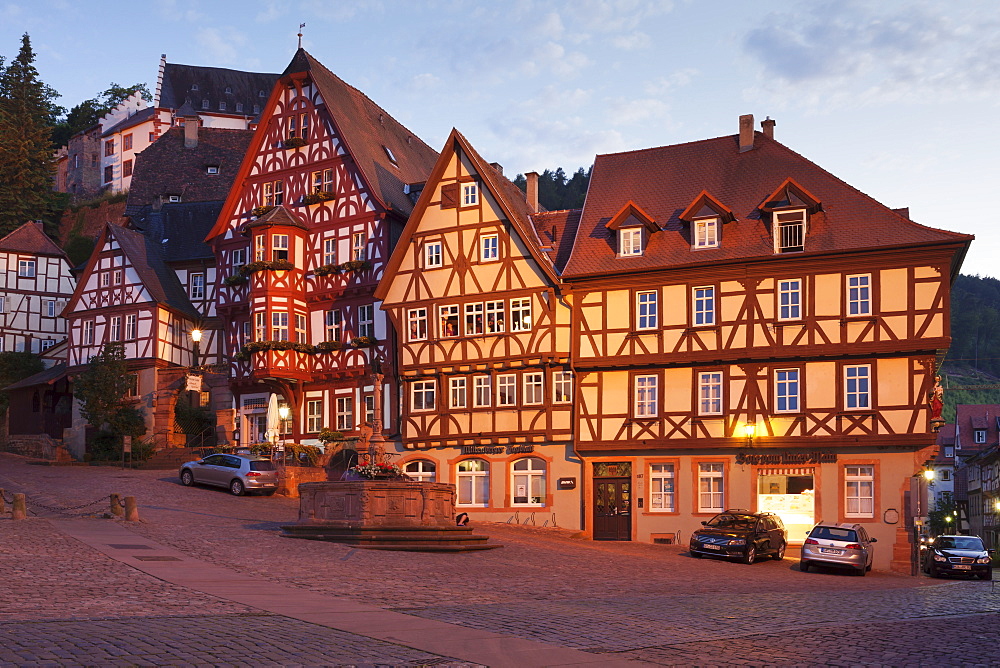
[3,0,997,277]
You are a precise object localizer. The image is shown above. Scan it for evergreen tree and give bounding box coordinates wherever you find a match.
[0,34,61,237]
[513,165,592,211]
[51,82,151,147]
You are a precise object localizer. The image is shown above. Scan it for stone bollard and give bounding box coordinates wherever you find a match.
[109,493,124,517]
[124,496,140,522]
[12,493,27,520]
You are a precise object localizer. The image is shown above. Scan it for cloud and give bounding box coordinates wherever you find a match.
[301,0,385,22]
[408,72,441,92]
[195,26,249,66]
[255,0,289,23]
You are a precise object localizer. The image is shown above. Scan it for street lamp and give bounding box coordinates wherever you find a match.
[743,423,756,445]
[923,468,935,482]
[190,328,203,368]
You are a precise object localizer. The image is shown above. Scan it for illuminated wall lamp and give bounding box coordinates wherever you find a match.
[743,423,756,446]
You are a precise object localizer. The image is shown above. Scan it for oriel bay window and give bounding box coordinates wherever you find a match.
[271,311,289,341]
[457,459,489,506]
[254,234,266,261]
[272,234,289,261]
[255,312,266,341]
[412,380,436,411]
[698,462,725,513]
[295,314,307,343]
[512,457,546,506]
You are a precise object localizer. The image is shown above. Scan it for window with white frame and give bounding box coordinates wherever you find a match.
[412,380,436,411]
[693,286,715,326]
[242,321,251,345]
[254,312,266,341]
[450,377,467,409]
[845,465,874,517]
[975,430,986,444]
[439,305,459,338]
[775,369,799,413]
[325,309,342,342]
[254,234,265,262]
[83,320,95,345]
[272,234,289,261]
[464,302,484,336]
[486,300,505,333]
[523,372,544,405]
[619,228,642,256]
[306,399,323,433]
[510,298,531,331]
[190,273,205,300]
[774,209,806,253]
[940,469,951,481]
[405,460,436,482]
[125,313,137,340]
[263,180,284,206]
[352,232,367,261]
[299,113,309,141]
[323,238,336,265]
[424,241,443,268]
[553,371,573,403]
[364,394,374,424]
[845,365,870,410]
[634,375,658,417]
[698,372,723,415]
[100,271,110,288]
[698,462,725,513]
[17,259,35,278]
[474,375,491,407]
[650,463,675,512]
[463,183,478,206]
[694,218,719,249]
[847,274,871,316]
[778,279,801,320]
[357,304,374,338]
[407,308,427,342]
[944,446,954,458]
[114,269,123,284]
[0,295,5,313]
[336,396,354,430]
[497,374,516,406]
[45,300,55,317]
[456,459,489,506]
[512,457,546,505]
[313,169,334,194]
[481,234,498,262]
[271,311,289,341]
[295,314,307,343]
[637,291,658,330]
[109,316,121,341]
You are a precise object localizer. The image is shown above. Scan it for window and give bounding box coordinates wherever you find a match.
[271,311,289,341]
[450,377,467,409]
[114,269,123,284]
[464,303,484,336]
[412,380,436,411]
[122,134,133,152]
[242,321,251,345]
[306,399,323,433]
[512,457,545,505]
[774,209,805,253]
[650,463,675,512]
[253,104,260,114]
[775,369,799,413]
[407,308,427,342]
[125,373,139,398]
[44,300,56,317]
[235,103,243,113]
[255,312,266,342]
[698,463,725,513]
[295,314,307,343]
[553,371,573,403]
[18,260,35,278]
[364,394,375,425]
[336,396,354,430]
[694,218,718,249]
[383,145,398,164]
[634,375,658,417]
[263,180,284,206]
[463,183,478,206]
[940,469,951,481]
[510,298,531,332]
[357,304,374,338]
[486,301,505,333]
[619,228,642,256]
[325,309,342,342]
[254,235,265,262]
[352,232,366,261]
[944,446,954,459]
[698,372,723,415]
[523,372,544,405]
[457,459,489,506]
[122,160,133,177]
[259,90,266,97]
[148,132,155,142]
[0,295,5,313]
[299,113,309,141]
[219,101,226,111]
[847,274,871,316]
[474,375,491,407]
[104,139,115,156]
[201,99,209,109]
[404,460,436,483]
[232,248,247,268]
[190,273,205,300]
[481,234,498,262]
[845,465,874,518]
[191,84,199,91]
[693,286,715,326]
[497,374,516,406]
[636,291,657,330]
[313,168,334,193]
[125,314,137,340]
[323,237,336,265]
[287,114,297,139]
[845,365,870,410]
[439,305,459,338]
[109,316,121,341]
[83,320,95,345]
[206,166,219,175]
[104,166,113,183]
[778,279,801,320]
[424,241,442,268]
[974,430,987,444]
[272,234,289,261]
[101,271,110,288]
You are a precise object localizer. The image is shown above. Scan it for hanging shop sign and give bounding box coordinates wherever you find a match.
[736,451,837,465]
[461,444,535,455]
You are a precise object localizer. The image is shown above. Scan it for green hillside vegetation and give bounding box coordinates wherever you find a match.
[941,274,1000,421]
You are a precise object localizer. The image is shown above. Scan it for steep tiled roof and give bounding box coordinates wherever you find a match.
[158,63,278,115]
[933,424,956,463]
[955,404,1000,454]
[101,107,156,137]
[530,209,581,274]
[130,202,224,263]
[290,49,438,217]
[125,127,253,214]
[563,131,973,277]
[3,363,67,392]
[242,205,308,233]
[111,226,200,319]
[0,222,67,258]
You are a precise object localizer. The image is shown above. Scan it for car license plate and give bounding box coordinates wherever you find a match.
[819,548,843,555]
[702,544,721,550]
[954,565,971,570]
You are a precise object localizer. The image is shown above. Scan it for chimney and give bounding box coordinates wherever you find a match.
[489,162,503,175]
[739,114,755,152]
[184,117,199,149]
[761,117,775,139]
[525,171,540,213]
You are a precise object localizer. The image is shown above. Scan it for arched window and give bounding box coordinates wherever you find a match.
[512,457,546,506]
[456,459,489,507]
[404,459,436,483]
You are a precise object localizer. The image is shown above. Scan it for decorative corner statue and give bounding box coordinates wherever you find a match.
[929,375,945,432]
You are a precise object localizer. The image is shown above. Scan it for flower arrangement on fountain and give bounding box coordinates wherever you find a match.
[347,461,406,479]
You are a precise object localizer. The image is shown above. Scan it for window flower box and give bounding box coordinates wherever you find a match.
[312,263,340,277]
[315,340,344,352]
[223,273,249,286]
[302,191,336,205]
[251,205,275,217]
[351,336,377,348]
[339,260,371,273]
[282,137,307,149]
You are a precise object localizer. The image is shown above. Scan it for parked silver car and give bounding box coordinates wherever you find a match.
[179,454,278,496]
[800,522,877,575]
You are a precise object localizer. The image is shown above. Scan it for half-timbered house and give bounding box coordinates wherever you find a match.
[205,49,437,451]
[559,115,972,569]
[376,130,581,527]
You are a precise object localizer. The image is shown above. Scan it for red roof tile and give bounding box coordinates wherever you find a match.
[0,222,67,258]
[530,209,581,274]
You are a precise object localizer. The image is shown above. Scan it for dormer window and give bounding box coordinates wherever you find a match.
[606,200,658,258]
[974,429,986,444]
[201,99,209,109]
[619,228,643,256]
[774,209,806,253]
[761,178,821,255]
[206,165,219,175]
[693,217,719,249]
[383,145,397,165]
[225,86,232,94]
[191,84,199,91]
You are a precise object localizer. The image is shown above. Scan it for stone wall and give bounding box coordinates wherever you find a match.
[2,434,72,462]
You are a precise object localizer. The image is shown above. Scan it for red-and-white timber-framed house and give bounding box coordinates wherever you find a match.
[205,49,438,454]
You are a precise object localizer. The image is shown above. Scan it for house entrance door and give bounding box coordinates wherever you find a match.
[594,474,632,541]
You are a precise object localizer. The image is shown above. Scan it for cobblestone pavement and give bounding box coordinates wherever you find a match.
[2,453,999,666]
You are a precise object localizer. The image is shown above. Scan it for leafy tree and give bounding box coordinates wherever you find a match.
[73,343,145,451]
[0,351,44,420]
[513,166,592,211]
[0,33,62,238]
[51,82,150,147]
[927,491,958,536]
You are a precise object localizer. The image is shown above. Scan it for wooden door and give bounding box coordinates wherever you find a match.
[594,477,632,541]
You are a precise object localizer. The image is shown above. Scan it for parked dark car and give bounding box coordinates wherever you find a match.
[689,510,787,564]
[179,454,279,496]
[923,534,993,580]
